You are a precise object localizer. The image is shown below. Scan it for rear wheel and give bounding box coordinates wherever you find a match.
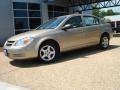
[99,35,109,49]
[38,42,59,62]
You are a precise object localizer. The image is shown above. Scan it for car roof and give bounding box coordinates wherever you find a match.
[66,14,94,17]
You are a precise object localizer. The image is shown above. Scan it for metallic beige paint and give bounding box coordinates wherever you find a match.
[4,14,113,60]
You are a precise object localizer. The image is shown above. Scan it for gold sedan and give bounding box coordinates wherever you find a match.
[3,14,113,62]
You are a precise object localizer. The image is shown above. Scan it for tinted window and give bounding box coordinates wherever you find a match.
[64,16,83,28]
[48,5,54,11]
[14,10,28,17]
[48,5,68,19]
[29,11,41,17]
[15,30,29,34]
[117,21,120,28]
[54,6,64,12]
[13,2,27,9]
[83,16,99,26]
[29,18,41,29]
[54,11,62,17]
[14,18,28,29]
[48,12,54,19]
[13,2,41,34]
[65,8,69,12]
[28,3,40,10]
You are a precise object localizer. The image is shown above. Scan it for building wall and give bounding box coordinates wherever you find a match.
[0,0,14,46]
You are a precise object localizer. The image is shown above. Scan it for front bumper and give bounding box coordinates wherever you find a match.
[3,44,38,60]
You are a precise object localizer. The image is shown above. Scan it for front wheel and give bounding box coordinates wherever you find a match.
[38,43,59,62]
[99,35,109,49]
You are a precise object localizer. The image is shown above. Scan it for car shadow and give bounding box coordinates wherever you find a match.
[10,45,120,68]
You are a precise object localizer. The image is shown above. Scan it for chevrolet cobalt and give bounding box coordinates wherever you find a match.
[4,14,113,62]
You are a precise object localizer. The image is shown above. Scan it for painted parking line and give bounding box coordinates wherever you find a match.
[0,81,29,90]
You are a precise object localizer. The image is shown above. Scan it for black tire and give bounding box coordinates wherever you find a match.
[38,42,60,63]
[99,35,109,49]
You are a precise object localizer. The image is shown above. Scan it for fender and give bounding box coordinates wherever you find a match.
[35,37,59,53]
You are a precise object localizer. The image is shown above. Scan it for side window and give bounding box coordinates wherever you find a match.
[83,16,100,26]
[64,16,83,28]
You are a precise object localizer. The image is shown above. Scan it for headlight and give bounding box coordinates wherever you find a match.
[15,37,34,46]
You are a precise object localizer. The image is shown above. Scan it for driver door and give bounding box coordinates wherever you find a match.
[59,16,85,50]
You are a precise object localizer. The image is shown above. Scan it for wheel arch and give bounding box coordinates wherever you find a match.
[36,38,60,56]
[101,32,110,40]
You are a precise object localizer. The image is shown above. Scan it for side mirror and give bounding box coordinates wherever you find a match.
[62,24,72,31]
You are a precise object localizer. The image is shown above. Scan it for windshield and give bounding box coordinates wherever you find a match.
[36,16,67,30]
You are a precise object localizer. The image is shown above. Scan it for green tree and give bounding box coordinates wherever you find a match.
[107,9,115,16]
[93,8,120,18]
[92,5,101,17]
[93,9,100,17]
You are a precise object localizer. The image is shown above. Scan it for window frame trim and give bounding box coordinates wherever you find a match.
[62,15,83,29]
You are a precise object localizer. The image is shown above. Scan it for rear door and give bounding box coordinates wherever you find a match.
[82,16,101,45]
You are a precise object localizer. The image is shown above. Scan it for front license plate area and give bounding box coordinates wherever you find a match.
[4,49,8,56]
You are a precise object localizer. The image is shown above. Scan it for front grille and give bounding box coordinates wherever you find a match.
[6,41,15,46]
[7,41,15,43]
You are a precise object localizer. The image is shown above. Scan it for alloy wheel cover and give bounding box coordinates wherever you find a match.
[40,45,56,61]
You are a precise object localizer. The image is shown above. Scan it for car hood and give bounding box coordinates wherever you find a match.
[8,30,50,41]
